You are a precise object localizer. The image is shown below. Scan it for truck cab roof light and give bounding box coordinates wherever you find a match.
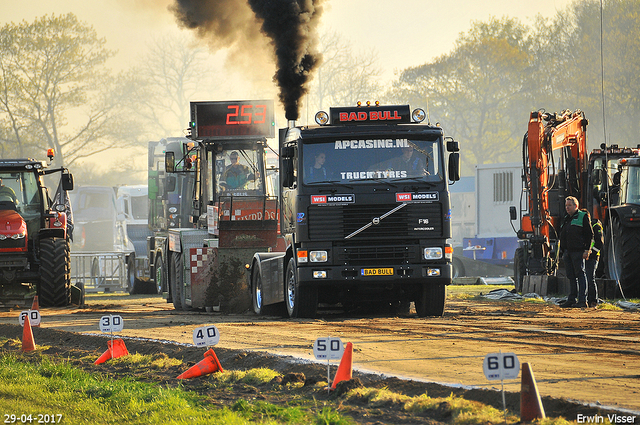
[412,108,426,123]
[315,111,329,125]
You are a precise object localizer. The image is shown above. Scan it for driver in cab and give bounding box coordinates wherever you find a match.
[0,178,18,209]
[221,151,255,190]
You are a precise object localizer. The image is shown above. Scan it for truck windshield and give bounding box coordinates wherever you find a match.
[302,138,442,185]
[215,148,263,197]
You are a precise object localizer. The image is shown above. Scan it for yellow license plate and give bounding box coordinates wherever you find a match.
[361,268,394,276]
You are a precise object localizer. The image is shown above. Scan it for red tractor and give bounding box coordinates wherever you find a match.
[0,152,75,307]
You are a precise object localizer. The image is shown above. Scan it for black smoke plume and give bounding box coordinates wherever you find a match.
[171,0,324,121]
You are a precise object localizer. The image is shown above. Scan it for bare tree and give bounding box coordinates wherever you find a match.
[305,31,382,119]
[132,33,221,137]
[0,13,142,167]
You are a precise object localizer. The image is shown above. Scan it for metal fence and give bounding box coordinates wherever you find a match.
[70,252,128,293]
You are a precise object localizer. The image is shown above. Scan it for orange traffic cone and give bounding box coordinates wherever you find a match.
[31,296,40,327]
[21,315,36,352]
[331,342,353,390]
[177,348,224,379]
[94,338,129,365]
[520,362,545,422]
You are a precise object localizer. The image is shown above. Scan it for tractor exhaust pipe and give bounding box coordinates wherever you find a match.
[288,120,296,128]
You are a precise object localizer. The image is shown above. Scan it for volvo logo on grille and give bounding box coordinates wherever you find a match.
[372,217,380,225]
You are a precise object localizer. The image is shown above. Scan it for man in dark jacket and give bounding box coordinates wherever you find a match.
[559,196,594,308]
[586,219,604,307]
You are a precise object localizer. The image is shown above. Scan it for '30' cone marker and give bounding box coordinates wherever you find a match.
[94,338,129,365]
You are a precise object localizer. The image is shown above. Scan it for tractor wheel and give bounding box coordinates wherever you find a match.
[514,247,526,292]
[285,257,317,318]
[39,237,71,307]
[606,217,640,297]
[415,283,446,317]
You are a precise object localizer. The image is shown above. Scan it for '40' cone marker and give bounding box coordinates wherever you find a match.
[21,315,36,352]
[94,338,129,365]
[331,342,353,390]
[177,348,224,379]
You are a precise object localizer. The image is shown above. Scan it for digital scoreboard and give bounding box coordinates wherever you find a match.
[190,100,275,139]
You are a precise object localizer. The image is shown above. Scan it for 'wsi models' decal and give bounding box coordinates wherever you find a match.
[311,194,355,205]
[396,192,439,203]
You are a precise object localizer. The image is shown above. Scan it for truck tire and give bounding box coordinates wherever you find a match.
[605,217,640,297]
[155,255,166,295]
[514,247,526,292]
[415,283,446,317]
[252,267,285,316]
[285,257,317,318]
[452,257,465,279]
[170,252,183,310]
[39,238,71,307]
[127,254,136,294]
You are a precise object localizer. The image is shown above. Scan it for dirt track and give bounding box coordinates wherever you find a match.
[1,290,639,419]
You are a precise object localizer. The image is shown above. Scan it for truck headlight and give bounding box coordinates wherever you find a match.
[423,247,443,260]
[309,250,327,262]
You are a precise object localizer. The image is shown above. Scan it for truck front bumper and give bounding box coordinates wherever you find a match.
[296,263,452,287]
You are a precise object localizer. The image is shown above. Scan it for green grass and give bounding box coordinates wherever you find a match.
[0,353,350,424]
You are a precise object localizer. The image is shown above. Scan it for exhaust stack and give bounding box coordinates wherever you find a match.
[288,120,296,129]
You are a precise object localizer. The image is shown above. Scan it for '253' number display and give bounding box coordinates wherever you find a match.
[226,104,267,125]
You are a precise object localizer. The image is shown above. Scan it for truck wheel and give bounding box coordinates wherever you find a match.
[415,283,446,317]
[606,217,640,297]
[127,254,136,294]
[39,238,71,307]
[252,268,285,316]
[514,248,526,292]
[285,257,317,318]
[155,255,166,295]
[452,257,465,279]
[170,252,183,310]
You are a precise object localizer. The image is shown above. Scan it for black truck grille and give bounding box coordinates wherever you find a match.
[336,244,419,266]
[308,203,443,240]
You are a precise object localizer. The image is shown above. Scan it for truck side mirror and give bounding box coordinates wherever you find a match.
[61,173,74,191]
[509,206,517,221]
[281,158,295,188]
[446,139,459,153]
[448,152,460,181]
[165,152,176,173]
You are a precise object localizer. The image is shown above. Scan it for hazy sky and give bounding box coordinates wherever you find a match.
[2,0,572,83]
[1,0,572,174]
